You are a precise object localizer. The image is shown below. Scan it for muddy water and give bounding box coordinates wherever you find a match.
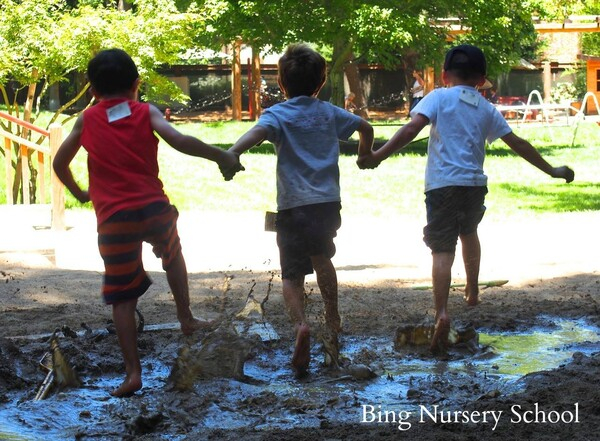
[0,317,598,439]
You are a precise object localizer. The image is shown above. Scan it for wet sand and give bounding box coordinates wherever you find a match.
[0,207,599,440]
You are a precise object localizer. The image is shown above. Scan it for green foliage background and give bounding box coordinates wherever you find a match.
[3,117,595,220]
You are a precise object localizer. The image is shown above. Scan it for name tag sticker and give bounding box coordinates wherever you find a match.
[459,89,480,107]
[106,102,132,123]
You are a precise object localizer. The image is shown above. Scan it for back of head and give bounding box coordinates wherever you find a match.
[87,49,139,97]
[278,43,326,98]
[443,44,487,81]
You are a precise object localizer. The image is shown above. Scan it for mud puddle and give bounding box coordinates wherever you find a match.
[0,317,598,439]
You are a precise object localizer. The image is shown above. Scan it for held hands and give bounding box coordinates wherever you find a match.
[552,166,575,183]
[219,151,245,181]
[357,152,381,170]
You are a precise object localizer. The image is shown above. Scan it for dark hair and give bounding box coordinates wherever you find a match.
[278,44,326,98]
[443,44,487,81]
[87,49,139,96]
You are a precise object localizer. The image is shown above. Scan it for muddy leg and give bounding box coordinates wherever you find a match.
[460,231,481,306]
[166,251,213,335]
[311,255,340,368]
[311,255,341,333]
[111,298,142,397]
[430,251,454,354]
[282,277,311,377]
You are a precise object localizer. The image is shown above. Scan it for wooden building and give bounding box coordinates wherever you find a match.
[579,55,600,114]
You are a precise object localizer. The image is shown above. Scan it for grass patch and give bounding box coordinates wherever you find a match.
[1,114,598,219]
[493,182,600,212]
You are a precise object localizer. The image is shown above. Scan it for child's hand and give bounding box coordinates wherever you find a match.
[552,166,575,183]
[357,152,380,170]
[76,190,91,203]
[219,151,245,181]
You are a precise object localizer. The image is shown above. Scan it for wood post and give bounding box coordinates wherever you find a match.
[4,137,12,204]
[424,67,435,94]
[49,123,65,231]
[251,47,262,120]
[20,144,29,204]
[247,58,253,119]
[231,39,242,121]
[543,61,552,103]
[38,150,45,203]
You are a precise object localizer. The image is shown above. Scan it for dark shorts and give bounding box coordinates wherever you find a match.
[97,202,181,305]
[276,202,342,280]
[423,186,487,253]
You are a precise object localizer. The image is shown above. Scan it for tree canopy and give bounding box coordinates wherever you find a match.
[0,0,209,111]
[1,0,597,110]
[189,0,541,105]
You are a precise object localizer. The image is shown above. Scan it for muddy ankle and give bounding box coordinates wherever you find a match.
[322,330,339,369]
[464,289,479,306]
[430,317,450,355]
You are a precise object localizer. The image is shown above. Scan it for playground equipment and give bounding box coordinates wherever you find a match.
[495,89,600,145]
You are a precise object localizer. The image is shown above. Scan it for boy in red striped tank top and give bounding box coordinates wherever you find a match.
[53,48,241,397]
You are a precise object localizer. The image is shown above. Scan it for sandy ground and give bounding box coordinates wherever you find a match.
[1,205,599,440]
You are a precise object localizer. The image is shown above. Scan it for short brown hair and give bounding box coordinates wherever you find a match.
[278,44,326,98]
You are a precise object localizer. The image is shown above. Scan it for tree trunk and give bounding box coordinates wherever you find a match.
[118,0,132,11]
[329,39,351,107]
[48,83,60,111]
[21,73,37,203]
[75,72,88,110]
[344,59,368,119]
[331,39,368,118]
[12,153,22,204]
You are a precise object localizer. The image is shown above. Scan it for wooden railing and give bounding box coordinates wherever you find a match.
[0,111,65,230]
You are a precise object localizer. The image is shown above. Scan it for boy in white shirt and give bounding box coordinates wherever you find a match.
[358,44,574,354]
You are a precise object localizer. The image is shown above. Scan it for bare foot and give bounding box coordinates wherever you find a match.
[292,323,311,378]
[110,375,142,398]
[430,316,450,355]
[180,318,216,336]
[464,285,479,306]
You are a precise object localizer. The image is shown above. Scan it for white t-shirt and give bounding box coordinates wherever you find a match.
[411,85,512,192]
[257,96,362,210]
[412,79,424,98]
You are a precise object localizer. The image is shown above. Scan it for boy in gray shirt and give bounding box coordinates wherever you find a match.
[227,43,373,377]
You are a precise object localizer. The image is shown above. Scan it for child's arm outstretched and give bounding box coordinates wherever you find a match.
[52,114,90,203]
[229,125,268,157]
[501,132,575,182]
[357,113,428,169]
[149,105,242,178]
[356,119,374,158]
[221,125,268,180]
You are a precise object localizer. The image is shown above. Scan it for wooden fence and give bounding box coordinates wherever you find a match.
[0,111,65,230]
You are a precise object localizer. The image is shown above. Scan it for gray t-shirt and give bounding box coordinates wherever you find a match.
[412,85,512,192]
[258,96,362,210]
